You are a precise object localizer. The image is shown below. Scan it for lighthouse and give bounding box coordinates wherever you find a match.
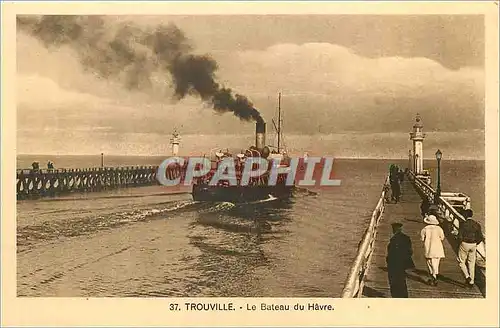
[170,129,181,156]
[409,113,426,175]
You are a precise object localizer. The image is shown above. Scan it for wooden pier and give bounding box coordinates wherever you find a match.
[362,178,484,298]
[342,114,486,298]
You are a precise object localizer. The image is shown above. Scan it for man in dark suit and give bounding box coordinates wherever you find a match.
[386,222,415,298]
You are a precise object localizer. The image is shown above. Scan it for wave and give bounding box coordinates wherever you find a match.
[17,199,199,252]
[198,202,236,213]
[242,194,278,204]
[294,187,318,196]
[26,191,190,203]
[17,193,294,253]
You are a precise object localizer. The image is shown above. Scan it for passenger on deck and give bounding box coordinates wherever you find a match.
[420,215,445,286]
[456,209,484,288]
[386,222,415,298]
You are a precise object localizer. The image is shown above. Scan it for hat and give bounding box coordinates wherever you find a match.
[424,215,439,225]
[463,209,473,219]
[391,222,403,229]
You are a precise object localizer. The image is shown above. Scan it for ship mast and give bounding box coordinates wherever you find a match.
[277,92,281,153]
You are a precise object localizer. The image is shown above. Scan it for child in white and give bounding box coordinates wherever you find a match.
[420,215,445,285]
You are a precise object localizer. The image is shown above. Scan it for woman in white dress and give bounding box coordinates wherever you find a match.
[420,215,445,286]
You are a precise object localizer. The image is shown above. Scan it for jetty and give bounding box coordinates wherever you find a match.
[16,132,188,200]
[342,114,486,298]
[16,166,163,199]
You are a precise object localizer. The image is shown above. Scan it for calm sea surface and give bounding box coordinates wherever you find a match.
[16,156,485,297]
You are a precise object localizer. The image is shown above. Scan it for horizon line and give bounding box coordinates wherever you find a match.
[17,130,486,136]
[16,153,485,161]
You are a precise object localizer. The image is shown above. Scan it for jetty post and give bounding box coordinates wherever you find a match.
[170,130,181,156]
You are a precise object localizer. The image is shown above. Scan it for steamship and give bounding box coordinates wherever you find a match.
[191,93,296,203]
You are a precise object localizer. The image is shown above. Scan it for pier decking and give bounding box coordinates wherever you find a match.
[362,178,484,298]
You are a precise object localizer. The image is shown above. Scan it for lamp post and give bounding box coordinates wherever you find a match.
[408,149,412,171]
[435,149,442,203]
[101,152,104,168]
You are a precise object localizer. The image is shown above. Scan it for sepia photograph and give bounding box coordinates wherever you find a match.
[2,1,499,327]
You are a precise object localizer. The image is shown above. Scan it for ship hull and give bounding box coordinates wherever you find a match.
[192,183,294,203]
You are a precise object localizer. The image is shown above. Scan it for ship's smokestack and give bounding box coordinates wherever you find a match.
[255,121,266,150]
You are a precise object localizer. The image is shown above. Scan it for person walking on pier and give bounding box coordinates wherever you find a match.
[420,198,431,218]
[456,209,484,287]
[389,165,401,203]
[420,215,445,286]
[383,182,391,202]
[386,222,415,298]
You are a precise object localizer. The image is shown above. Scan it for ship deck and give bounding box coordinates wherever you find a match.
[362,179,484,298]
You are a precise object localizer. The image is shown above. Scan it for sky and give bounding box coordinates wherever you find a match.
[16,15,485,158]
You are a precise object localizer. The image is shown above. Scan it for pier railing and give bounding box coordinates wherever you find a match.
[341,176,389,298]
[409,171,486,267]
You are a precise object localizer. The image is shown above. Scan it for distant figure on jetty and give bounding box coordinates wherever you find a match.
[420,215,445,286]
[420,198,431,218]
[389,164,401,203]
[386,222,415,298]
[398,168,405,183]
[456,209,484,287]
[383,183,391,202]
[31,161,40,172]
[47,161,54,171]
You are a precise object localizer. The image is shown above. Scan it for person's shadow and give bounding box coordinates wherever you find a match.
[378,266,466,287]
[362,286,386,298]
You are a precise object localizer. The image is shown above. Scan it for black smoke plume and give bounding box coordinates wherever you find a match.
[16,15,264,123]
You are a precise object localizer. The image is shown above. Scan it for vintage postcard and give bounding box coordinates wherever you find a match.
[2,1,499,327]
